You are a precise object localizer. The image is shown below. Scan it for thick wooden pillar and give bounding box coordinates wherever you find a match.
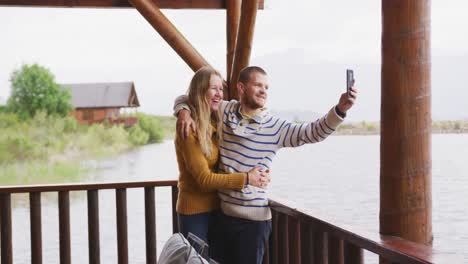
[228,0,259,100]
[131,0,210,72]
[226,0,241,91]
[380,0,432,246]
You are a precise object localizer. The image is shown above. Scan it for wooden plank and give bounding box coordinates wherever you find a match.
[144,187,156,264]
[0,0,265,9]
[312,229,326,264]
[0,180,177,194]
[288,216,300,264]
[328,234,343,264]
[87,190,100,264]
[271,209,279,264]
[226,0,241,93]
[343,241,363,264]
[277,213,289,264]
[171,186,179,233]
[300,220,312,264]
[116,189,128,264]
[30,192,42,264]
[59,191,71,264]
[228,0,259,99]
[1,193,12,264]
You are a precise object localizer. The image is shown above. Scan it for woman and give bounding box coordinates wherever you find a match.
[175,66,269,244]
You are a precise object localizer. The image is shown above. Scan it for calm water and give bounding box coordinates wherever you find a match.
[7,134,468,263]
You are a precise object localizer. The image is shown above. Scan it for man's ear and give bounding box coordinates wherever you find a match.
[237,82,244,97]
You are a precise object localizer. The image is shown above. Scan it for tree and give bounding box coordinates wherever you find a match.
[7,64,72,118]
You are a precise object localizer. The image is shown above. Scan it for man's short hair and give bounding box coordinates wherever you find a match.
[238,66,267,84]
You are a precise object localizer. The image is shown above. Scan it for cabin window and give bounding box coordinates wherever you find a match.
[83,109,94,120]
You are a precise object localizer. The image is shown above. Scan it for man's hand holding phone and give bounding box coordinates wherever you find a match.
[337,69,358,115]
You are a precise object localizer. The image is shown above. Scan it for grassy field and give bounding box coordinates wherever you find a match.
[0,112,170,185]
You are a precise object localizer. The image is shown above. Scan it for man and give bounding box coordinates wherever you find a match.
[174,66,357,264]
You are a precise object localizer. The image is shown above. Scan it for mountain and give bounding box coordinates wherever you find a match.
[269,109,323,122]
[251,49,468,121]
[251,48,381,121]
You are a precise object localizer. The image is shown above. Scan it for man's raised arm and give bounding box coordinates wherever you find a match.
[277,88,358,148]
[173,95,232,140]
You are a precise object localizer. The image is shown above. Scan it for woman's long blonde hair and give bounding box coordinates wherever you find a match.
[187,66,223,158]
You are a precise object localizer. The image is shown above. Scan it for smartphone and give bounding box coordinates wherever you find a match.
[346,69,354,97]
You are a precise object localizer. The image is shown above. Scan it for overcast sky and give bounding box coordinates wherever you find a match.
[1,0,467,121]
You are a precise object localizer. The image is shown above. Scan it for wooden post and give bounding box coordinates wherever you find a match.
[130,0,210,72]
[380,0,432,245]
[88,190,100,264]
[226,0,241,92]
[288,216,300,264]
[59,191,71,264]
[1,193,12,264]
[30,192,42,264]
[144,187,157,264]
[343,241,363,264]
[171,186,179,233]
[116,189,128,264]
[328,234,343,264]
[277,213,289,264]
[228,0,259,100]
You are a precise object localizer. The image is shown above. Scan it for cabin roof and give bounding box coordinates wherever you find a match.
[64,82,140,108]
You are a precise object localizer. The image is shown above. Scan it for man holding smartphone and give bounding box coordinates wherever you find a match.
[174,66,358,264]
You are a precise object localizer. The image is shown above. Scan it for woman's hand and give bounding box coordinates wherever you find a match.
[247,166,271,189]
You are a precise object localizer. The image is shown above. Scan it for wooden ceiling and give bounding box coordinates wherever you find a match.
[0,0,264,9]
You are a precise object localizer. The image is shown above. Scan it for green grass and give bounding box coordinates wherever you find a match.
[0,111,172,185]
[0,160,89,185]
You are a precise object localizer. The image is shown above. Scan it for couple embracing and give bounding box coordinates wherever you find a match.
[174,66,357,264]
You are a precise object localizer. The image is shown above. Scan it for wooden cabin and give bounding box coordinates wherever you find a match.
[65,82,140,125]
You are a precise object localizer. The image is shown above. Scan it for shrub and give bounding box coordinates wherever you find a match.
[136,113,164,143]
[128,125,149,145]
[0,113,20,129]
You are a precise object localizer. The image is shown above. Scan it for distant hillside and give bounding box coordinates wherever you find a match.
[251,49,468,121]
[269,109,323,122]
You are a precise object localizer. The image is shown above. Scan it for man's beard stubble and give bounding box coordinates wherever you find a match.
[242,94,263,110]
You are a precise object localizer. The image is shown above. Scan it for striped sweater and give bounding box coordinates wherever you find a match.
[174,98,344,221]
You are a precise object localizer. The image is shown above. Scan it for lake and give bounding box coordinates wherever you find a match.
[5,134,468,263]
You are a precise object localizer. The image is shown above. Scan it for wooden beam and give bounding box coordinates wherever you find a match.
[0,0,265,9]
[228,0,259,100]
[380,0,432,245]
[131,0,210,72]
[226,0,241,97]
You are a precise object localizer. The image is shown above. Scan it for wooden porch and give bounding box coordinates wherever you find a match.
[0,0,441,262]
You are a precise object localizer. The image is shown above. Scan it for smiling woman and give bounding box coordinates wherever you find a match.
[173,66,269,261]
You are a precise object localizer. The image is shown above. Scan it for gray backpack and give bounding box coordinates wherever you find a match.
[159,233,219,264]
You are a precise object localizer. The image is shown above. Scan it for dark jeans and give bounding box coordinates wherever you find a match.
[177,211,223,262]
[216,212,272,264]
[177,211,216,243]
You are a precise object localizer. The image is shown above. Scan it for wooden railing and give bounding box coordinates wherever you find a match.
[0,181,458,264]
[264,199,458,264]
[0,180,179,264]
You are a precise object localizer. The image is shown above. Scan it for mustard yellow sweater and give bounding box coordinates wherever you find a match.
[175,124,246,215]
